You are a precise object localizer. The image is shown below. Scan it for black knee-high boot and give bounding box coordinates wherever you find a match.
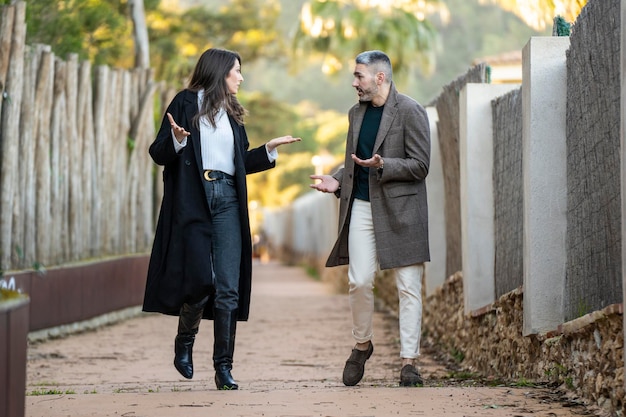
[174,298,207,379]
[213,308,238,390]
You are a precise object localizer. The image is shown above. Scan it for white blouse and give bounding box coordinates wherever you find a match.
[171,90,277,173]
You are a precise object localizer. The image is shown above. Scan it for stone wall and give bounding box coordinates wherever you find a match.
[419,272,624,416]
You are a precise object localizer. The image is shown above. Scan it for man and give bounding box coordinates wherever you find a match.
[310,50,430,387]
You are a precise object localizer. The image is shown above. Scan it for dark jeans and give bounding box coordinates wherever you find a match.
[202,177,241,311]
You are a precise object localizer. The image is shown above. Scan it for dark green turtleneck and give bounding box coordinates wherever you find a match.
[354,103,384,201]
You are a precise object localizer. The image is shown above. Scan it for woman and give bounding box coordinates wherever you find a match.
[143,48,300,390]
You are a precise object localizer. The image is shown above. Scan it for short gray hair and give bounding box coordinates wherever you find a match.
[355,50,392,83]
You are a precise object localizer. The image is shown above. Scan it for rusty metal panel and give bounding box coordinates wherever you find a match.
[80,256,149,320]
[5,255,149,332]
[28,269,83,331]
[1,297,30,417]
[8,300,28,417]
[129,257,150,305]
[0,305,8,417]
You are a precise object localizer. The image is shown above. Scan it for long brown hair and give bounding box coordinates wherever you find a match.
[188,48,246,127]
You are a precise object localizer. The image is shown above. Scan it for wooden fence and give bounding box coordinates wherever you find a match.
[0,1,168,272]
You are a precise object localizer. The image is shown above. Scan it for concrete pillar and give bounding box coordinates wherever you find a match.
[620,2,626,394]
[425,106,446,295]
[522,37,570,335]
[460,83,520,314]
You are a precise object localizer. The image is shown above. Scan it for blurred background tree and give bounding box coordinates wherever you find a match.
[149,0,284,85]
[2,0,586,211]
[8,0,136,66]
[479,0,586,31]
[291,0,442,82]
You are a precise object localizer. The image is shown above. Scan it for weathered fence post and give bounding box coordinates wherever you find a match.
[34,48,54,265]
[0,1,25,269]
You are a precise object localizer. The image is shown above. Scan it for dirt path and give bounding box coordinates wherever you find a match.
[25,261,595,417]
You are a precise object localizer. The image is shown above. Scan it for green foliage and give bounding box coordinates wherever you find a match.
[11,0,282,80]
[292,0,439,81]
[127,137,136,152]
[545,362,571,385]
[450,347,465,363]
[28,388,76,396]
[511,377,536,387]
[0,287,26,301]
[576,299,590,317]
[32,261,46,274]
[486,0,585,31]
[239,91,303,149]
[553,15,571,36]
[14,244,23,261]
[446,370,478,380]
[245,0,549,111]
[304,264,320,280]
[239,91,346,207]
[8,0,133,65]
[417,0,548,102]
[243,56,356,114]
[149,0,283,84]
[7,0,559,210]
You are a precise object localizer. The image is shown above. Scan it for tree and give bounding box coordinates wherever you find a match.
[479,0,587,30]
[9,0,283,80]
[148,0,283,84]
[5,0,132,66]
[129,0,150,68]
[291,0,444,81]
[239,91,348,207]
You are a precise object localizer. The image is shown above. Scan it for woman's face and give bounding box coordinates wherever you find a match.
[226,59,243,95]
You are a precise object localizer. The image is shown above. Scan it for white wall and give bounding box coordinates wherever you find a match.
[459,83,520,314]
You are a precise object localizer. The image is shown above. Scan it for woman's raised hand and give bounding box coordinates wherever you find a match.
[266,135,301,153]
[167,113,190,143]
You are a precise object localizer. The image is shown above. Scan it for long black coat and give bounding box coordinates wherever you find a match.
[142,90,275,321]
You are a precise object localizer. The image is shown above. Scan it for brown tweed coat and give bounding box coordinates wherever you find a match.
[326,83,430,270]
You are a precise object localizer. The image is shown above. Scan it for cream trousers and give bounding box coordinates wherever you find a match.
[348,199,424,359]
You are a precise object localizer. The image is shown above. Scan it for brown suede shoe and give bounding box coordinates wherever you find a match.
[342,342,374,386]
[400,364,424,387]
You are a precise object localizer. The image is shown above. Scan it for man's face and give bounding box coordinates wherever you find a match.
[352,63,378,102]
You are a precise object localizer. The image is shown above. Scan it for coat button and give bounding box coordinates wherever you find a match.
[185,160,191,166]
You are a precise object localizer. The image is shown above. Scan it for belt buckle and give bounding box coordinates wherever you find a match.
[204,170,216,181]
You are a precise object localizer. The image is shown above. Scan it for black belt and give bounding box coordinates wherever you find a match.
[203,170,234,182]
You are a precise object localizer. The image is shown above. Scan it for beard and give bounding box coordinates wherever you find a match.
[356,84,378,102]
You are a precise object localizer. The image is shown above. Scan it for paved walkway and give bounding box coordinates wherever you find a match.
[25,261,593,417]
